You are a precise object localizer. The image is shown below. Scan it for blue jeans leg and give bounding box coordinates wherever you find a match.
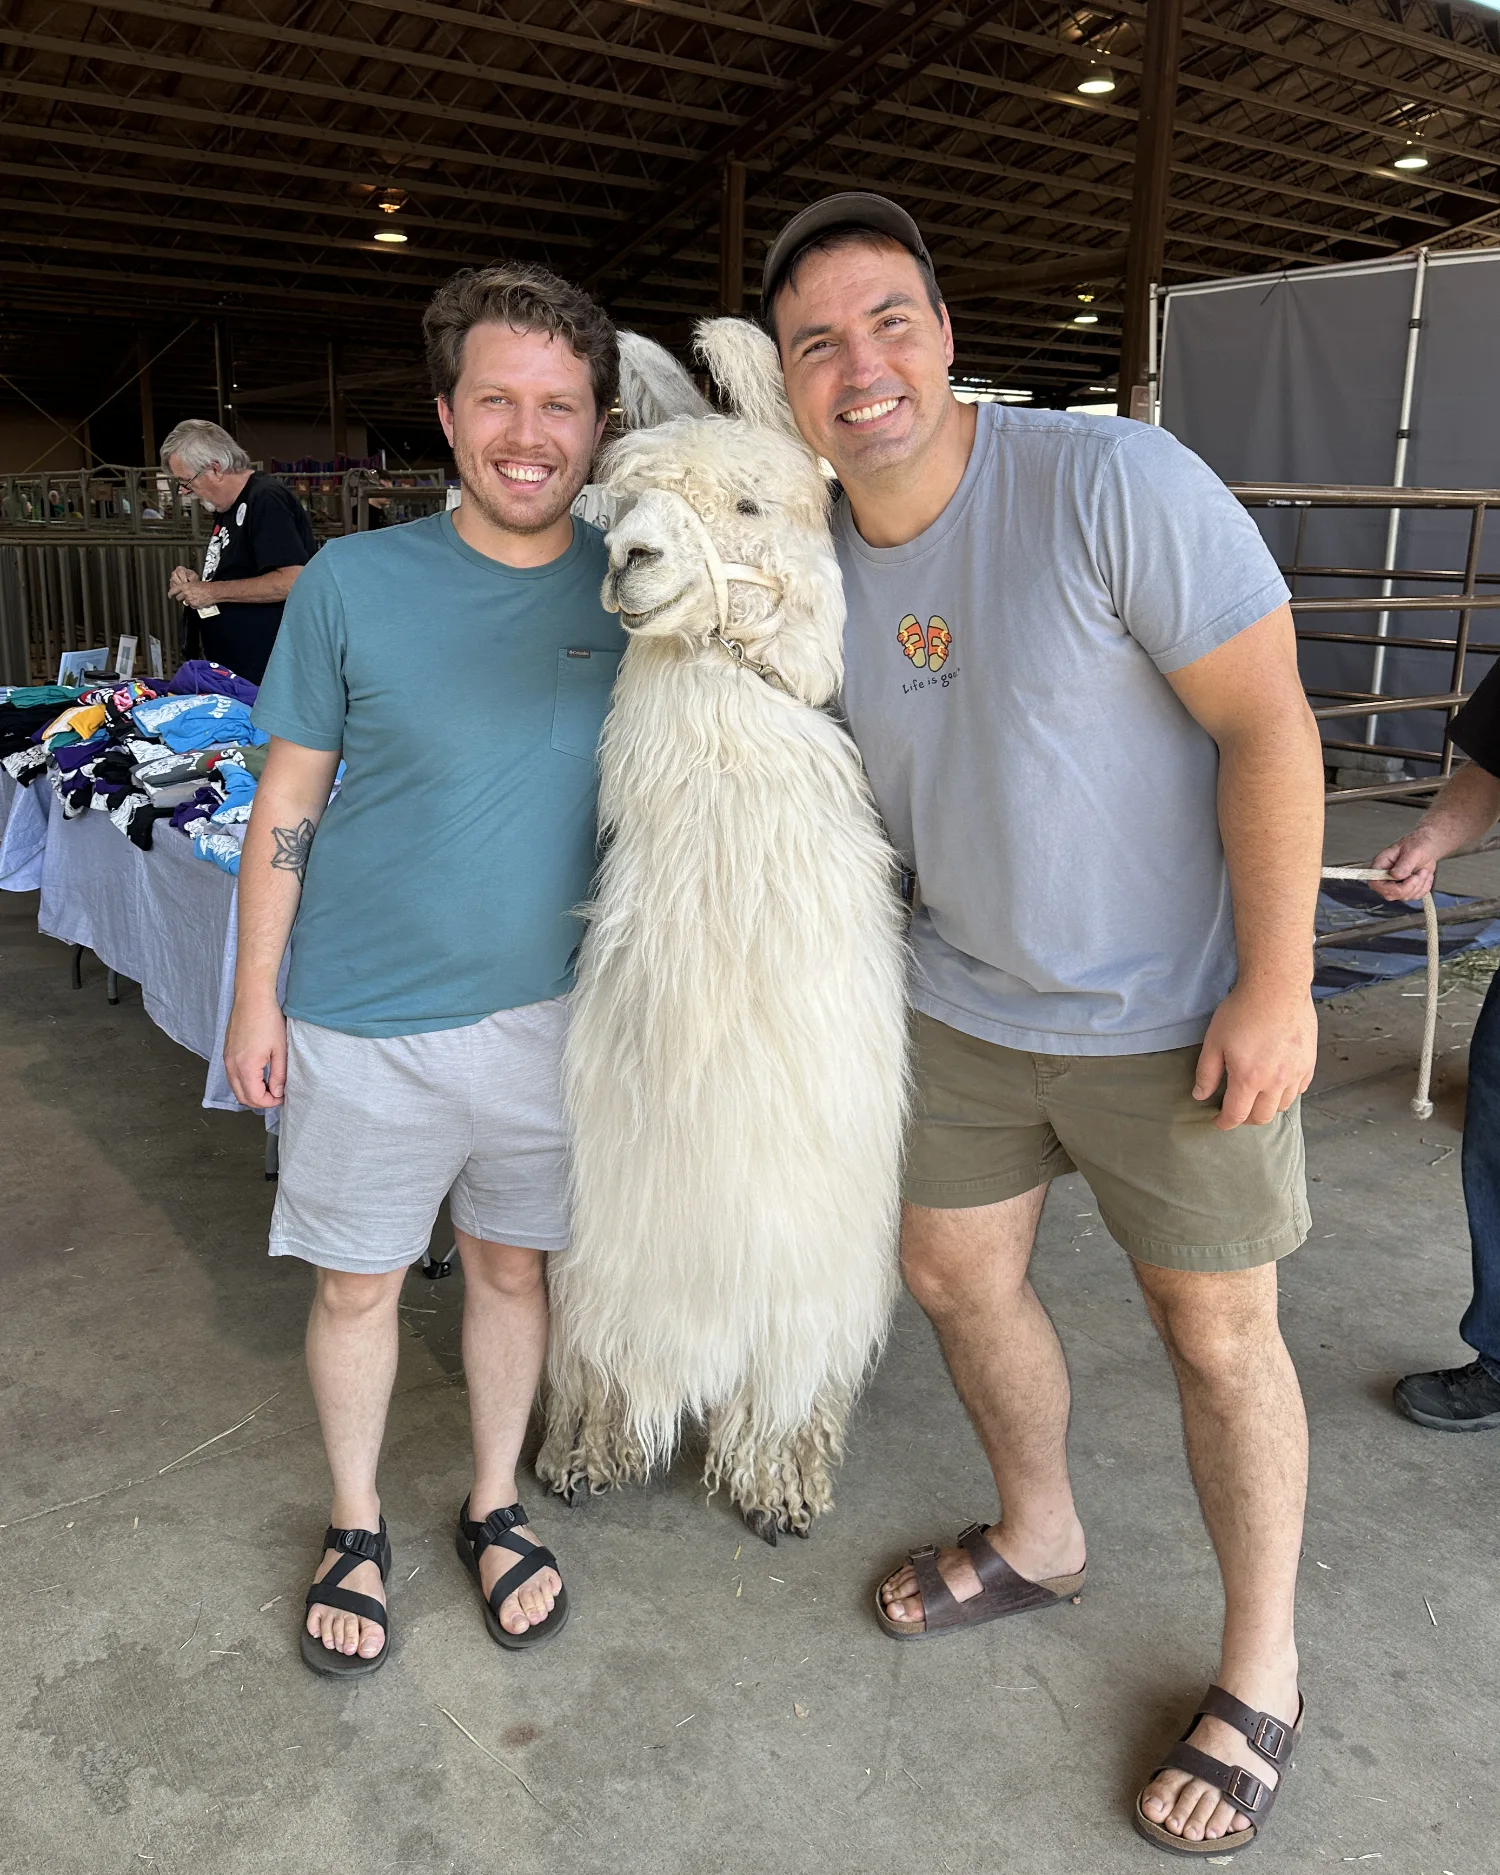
[1459,964,1500,1374]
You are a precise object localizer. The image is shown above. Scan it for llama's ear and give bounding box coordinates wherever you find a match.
[616,331,712,429]
[693,318,802,442]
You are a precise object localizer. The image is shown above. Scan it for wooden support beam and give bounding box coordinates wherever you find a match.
[213,321,228,431]
[719,162,746,315]
[588,0,1011,293]
[233,365,427,408]
[136,328,155,465]
[328,340,348,460]
[1118,0,1183,421]
[943,248,1130,303]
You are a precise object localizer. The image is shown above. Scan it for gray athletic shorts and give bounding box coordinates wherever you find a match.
[269,998,571,1275]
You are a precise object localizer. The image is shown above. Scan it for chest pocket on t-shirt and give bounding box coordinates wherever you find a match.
[551,647,623,759]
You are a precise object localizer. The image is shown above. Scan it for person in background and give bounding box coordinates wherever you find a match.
[1371,664,1500,1432]
[161,419,315,684]
[224,263,622,1677]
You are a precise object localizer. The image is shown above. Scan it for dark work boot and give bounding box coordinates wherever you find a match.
[1393,1360,1500,1431]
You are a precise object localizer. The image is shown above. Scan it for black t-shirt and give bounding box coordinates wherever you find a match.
[185,471,315,684]
[1450,661,1500,778]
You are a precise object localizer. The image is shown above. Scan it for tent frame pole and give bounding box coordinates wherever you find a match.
[1365,248,1429,742]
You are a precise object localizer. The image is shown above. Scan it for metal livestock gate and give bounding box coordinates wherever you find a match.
[0,466,447,686]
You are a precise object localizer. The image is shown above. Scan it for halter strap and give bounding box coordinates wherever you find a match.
[663,491,786,687]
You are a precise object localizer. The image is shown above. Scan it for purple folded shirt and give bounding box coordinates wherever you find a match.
[51,740,105,776]
[170,785,222,832]
[168,660,259,705]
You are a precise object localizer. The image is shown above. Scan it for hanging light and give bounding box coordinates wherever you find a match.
[1077,64,1116,95]
[376,188,408,213]
[373,228,409,244]
[1074,312,1100,324]
[1393,144,1429,170]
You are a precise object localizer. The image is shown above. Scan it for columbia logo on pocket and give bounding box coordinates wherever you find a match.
[566,648,592,658]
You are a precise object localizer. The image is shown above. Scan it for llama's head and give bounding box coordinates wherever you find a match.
[599,320,843,706]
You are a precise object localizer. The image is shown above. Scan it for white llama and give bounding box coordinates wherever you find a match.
[536,320,910,1543]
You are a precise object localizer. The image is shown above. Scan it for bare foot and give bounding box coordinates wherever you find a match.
[473,1508,562,1635]
[1138,1660,1300,1843]
[879,1519,1086,1632]
[306,1546,387,1659]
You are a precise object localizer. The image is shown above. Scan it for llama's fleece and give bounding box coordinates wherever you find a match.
[549,320,910,1476]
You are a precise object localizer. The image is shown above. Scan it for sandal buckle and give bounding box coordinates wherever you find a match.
[955,1523,986,1546]
[1224,1767,1265,1812]
[482,1504,527,1541]
[910,1543,938,1560]
[1252,1716,1287,1761]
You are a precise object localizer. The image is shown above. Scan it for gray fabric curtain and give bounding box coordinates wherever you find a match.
[1159,253,1500,770]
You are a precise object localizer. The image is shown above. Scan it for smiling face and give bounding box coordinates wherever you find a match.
[598,408,845,706]
[437,321,605,538]
[774,239,956,490]
[601,421,796,647]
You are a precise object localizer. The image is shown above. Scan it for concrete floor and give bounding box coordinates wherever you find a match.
[3,800,1498,1875]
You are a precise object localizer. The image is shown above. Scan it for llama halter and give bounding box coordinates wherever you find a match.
[646,488,788,691]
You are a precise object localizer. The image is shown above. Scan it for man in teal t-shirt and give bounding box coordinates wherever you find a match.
[225,263,623,1677]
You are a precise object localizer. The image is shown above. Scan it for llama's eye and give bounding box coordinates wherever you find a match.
[736,498,761,517]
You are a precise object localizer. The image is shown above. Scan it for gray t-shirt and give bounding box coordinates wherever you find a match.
[836,404,1290,1056]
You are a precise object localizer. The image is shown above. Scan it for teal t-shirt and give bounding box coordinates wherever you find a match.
[251,510,624,1037]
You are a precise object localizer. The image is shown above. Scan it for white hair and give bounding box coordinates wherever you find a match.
[539,318,910,1537]
[159,419,252,476]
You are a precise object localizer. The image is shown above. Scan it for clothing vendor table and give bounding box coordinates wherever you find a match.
[32,802,281,1135]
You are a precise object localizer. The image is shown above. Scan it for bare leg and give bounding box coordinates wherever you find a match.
[881,1188,1087,1623]
[304,1264,405,1658]
[456,1230,562,1635]
[1135,1260,1305,1844]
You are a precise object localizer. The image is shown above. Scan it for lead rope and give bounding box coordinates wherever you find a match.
[1321,866,1439,1119]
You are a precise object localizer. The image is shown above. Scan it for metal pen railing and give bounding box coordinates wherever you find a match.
[1233,483,1500,953]
[0,466,449,685]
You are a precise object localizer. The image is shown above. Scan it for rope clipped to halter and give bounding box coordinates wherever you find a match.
[706,625,790,691]
[1321,866,1439,1120]
[671,494,788,691]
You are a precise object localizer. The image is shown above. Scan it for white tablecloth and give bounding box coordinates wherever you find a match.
[33,802,282,1127]
[0,770,50,891]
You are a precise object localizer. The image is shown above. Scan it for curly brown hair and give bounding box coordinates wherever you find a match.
[423,263,620,415]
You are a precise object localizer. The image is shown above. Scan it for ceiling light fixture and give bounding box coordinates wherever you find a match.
[1074,312,1100,324]
[1077,66,1116,95]
[376,188,408,213]
[1393,145,1429,170]
[373,228,409,243]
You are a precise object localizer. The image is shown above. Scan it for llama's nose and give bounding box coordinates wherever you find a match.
[623,545,662,571]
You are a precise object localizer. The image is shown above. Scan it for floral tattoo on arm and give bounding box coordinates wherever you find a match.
[270,819,316,882]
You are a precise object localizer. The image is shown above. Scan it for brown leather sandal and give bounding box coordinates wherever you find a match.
[873,1520,1085,1639]
[1133,1685,1304,1856]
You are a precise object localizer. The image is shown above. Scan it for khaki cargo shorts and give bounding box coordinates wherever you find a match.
[904,1012,1310,1273]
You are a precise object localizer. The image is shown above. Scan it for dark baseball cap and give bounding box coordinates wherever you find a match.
[761,191,934,311]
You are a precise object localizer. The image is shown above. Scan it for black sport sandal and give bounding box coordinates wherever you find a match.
[300,1516,391,1677]
[455,1497,569,1651]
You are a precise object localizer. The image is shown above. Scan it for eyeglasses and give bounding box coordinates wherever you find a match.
[175,467,211,492]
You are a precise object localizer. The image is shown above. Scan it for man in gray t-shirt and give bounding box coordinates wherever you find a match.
[766,194,1323,1857]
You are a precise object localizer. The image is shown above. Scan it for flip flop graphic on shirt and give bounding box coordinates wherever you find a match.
[897,614,927,667]
[927,617,952,671]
